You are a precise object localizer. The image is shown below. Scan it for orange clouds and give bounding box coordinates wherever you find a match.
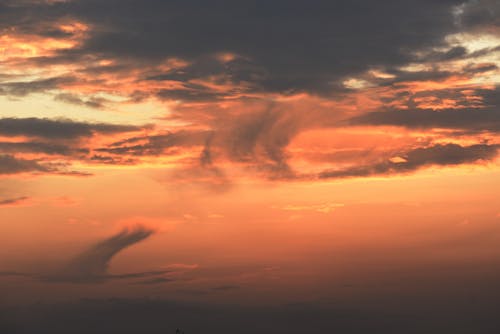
[0,2,498,186]
[0,20,88,66]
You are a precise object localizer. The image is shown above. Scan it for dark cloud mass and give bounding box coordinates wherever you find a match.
[348,107,500,133]
[0,118,143,140]
[0,1,497,180]
[0,151,91,177]
[0,141,87,155]
[0,0,472,96]
[77,0,465,94]
[0,154,52,175]
[458,0,500,31]
[319,143,499,179]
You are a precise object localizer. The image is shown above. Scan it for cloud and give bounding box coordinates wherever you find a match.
[347,107,500,133]
[456,0,500,32]
[0,77,75,97]
[0,0,498,185]
[0,196,31,207]
[79,0,468,95]
[0,154,91,176]
[0,155,52,175]
[0,142,87,156]
[318,143,499,179]
[95,96,500,182]
[2,0,483,97]
[0,118,149,173]
[98,130,209,156]
[0,226,172,284]
[222,108,299,176]
[54,93,108,109]
[279,202,345,213]
[342,85,500,134]
[46,226,160,283]
[0,118,144,140]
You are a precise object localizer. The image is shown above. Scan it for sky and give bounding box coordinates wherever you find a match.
[0,0,499,333]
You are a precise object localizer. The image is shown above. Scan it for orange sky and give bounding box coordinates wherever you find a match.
[0,1,499,332]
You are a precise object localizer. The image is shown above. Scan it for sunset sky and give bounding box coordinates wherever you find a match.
[0,1,499,333]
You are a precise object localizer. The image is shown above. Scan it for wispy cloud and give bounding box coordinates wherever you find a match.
[278,202,345,213]
[0,196,31,207]
[318,143,499,180]
[0,226,173,284]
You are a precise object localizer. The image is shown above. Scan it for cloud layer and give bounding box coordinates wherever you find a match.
[0,0,498,183]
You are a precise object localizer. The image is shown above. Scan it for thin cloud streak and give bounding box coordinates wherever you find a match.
[0,196,31,207]
[0,117,145,140]
[0,226,173,284]
[318,143,499,180]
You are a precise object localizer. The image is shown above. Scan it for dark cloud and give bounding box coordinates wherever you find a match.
[421,46,468,62]
[348,107,500,133]
[0,196,30,206]
[380,68,457,86]
[54,93,108,109]
[0,227,173,284]
[466,45,500,59]
[0,0,497,107]
[76,0,467,95]
[56,169,93,177]
[464,63,499,74]
[148,108,304,184]
[46,226,166,283]
[0,117,144,140]
[0,155,52,175]
[0,154,91,176]
[227,111,296,177]
[204,108,305,178]
[2,0,482,97]
[88,154,137,165]
[98,130,209,156]
[190,132,232,191]
[0,141,88,155]
[0,77,75,97]
[0,226,182,285]
[358,62,497,90]
[319,143,499,179]
[457,0,500,32]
